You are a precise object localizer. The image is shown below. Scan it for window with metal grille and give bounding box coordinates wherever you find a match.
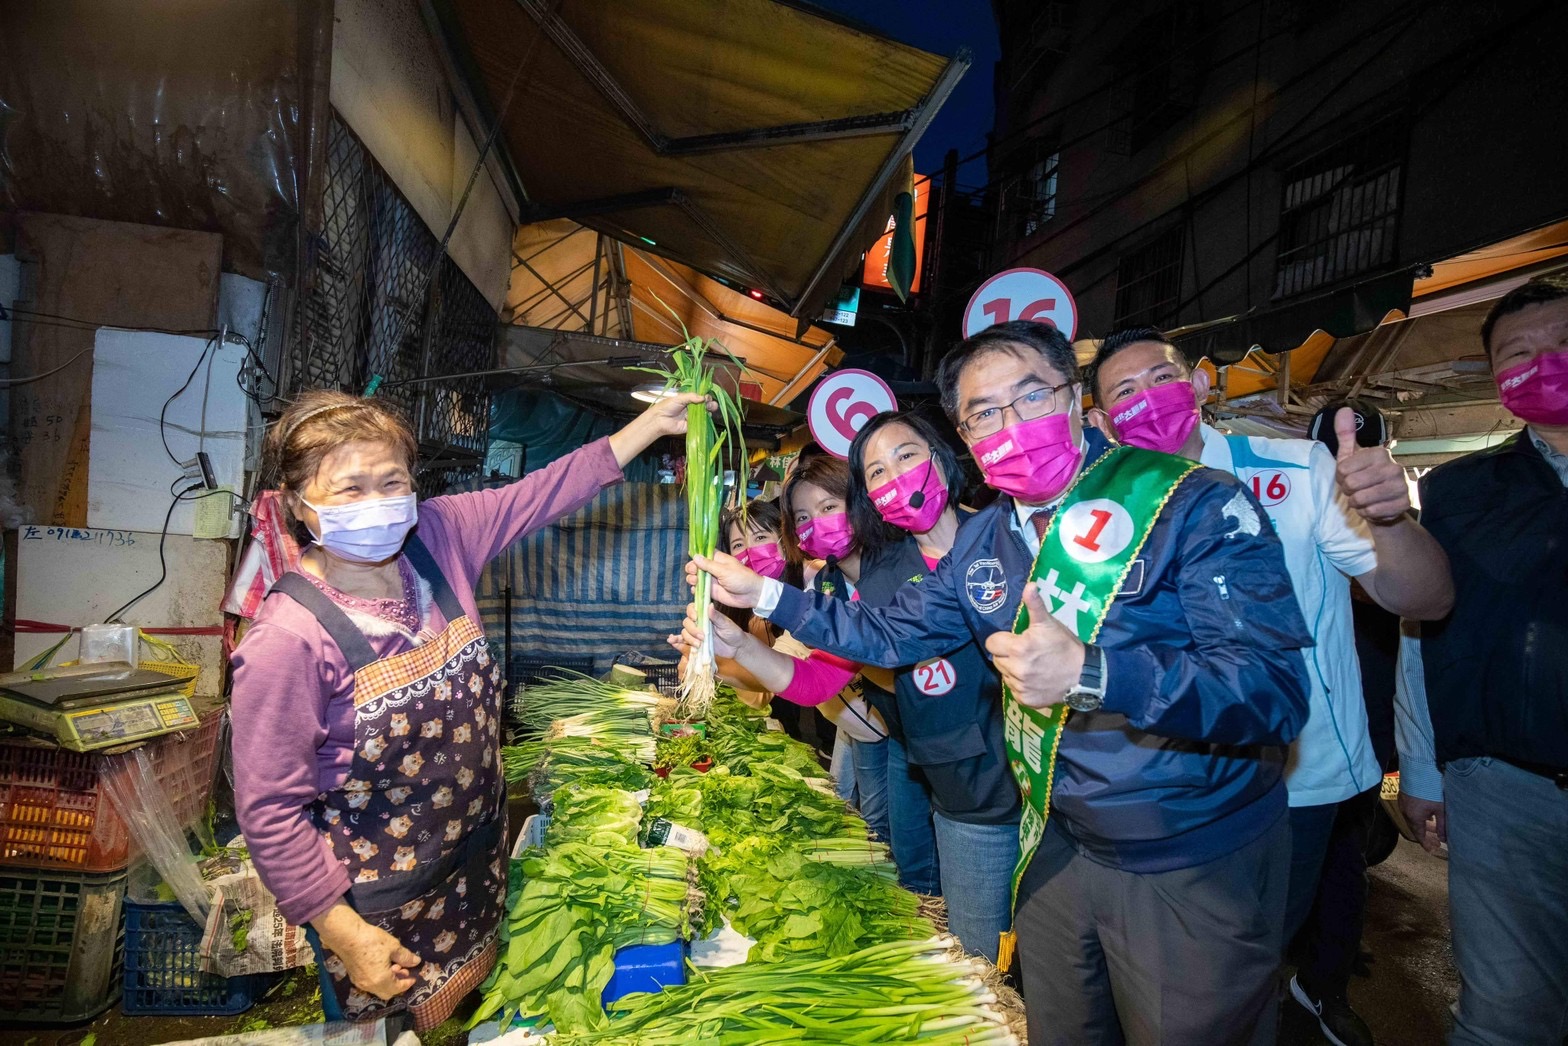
[1114,225,1186,328]
[998,142,1060,242]
[289,113,495,493]
[1106,6,1203,156]
[1273,114,1405,299]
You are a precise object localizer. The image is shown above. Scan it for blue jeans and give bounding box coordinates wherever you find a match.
[852,735,939,894]
[1445,756,1568,1045]
[886,736,940,895]
[850,735,891,844]
[830,731,857,805]
[1285,801,1338,943]
[931,812,1017,962]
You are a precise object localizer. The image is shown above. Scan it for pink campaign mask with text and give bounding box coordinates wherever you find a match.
[737,541,788,580]
[797,511,855,561]
[1109,380,1201,455]
[869,461,949,534]
[1496,349,1568,426]
[970,412,1084,503]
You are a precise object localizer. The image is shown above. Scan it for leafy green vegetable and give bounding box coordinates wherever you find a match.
[654,730,711,771]
[470,842,691,1033]
[544,788,644,849]
[229,908,254,953]
[549,938,1018,1045]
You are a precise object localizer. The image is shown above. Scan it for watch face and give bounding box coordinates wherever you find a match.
[1065,689,1103,713]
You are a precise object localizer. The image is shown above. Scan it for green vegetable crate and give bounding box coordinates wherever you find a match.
[0,865,125,1024]
[122,867,263,1016]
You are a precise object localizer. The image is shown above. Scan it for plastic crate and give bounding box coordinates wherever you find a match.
[603,939,686,1005]
[123,884,261,1016]
[0,712,224,873]
[0,866,125,1023]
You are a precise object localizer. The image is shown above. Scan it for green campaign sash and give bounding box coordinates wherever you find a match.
[1002,445,1199,913]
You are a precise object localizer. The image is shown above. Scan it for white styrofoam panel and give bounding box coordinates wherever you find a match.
[88,329,247,537]
[12,523,228,697]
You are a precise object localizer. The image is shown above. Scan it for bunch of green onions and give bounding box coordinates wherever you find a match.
[550,937,1020,1045]
[633,334,746,718]
[515,672,664,736]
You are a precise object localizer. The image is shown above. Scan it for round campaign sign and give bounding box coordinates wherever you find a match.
[807,369,898,459]
[913,658,957,696]
[1057,498,1135,564]
[962,267,1079,340]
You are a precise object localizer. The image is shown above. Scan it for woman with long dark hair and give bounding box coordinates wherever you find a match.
[679,411,1020,957]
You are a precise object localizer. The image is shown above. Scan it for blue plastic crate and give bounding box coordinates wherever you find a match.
[123,894,263,1016]
[602,938,686,1005]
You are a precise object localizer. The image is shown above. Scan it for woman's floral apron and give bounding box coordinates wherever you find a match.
[272,538,507,1030]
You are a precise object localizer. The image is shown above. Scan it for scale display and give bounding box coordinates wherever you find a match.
[0,662,199,752]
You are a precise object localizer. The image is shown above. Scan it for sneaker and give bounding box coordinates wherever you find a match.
[1289,974,1376,1046]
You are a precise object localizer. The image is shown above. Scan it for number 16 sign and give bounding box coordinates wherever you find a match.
[962,267,1079,340]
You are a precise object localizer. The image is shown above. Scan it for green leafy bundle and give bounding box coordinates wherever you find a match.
[504,737,655,796]
[646,763,861,849]
[544,787,645,849]
[699,836,927,962]
[653,730,711,772]
[471,842,690,1033]
[549,938,1018,1045]
[708,725,830,779]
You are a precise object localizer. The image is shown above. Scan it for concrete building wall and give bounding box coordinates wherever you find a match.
[988,0,1568,343]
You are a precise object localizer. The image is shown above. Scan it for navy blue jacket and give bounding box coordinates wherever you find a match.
[770,430,1313,873]
[856,527,1020,826]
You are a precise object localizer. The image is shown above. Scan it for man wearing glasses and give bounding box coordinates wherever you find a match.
[691,320,1313,1044]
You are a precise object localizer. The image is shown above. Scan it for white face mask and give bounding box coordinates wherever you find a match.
[300,494,418,563]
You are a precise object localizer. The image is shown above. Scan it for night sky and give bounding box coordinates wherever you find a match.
[805,0,1001,185]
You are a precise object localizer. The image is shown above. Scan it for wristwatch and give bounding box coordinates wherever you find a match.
[1063,644,1107,713]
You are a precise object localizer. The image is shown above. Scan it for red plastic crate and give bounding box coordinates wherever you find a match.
[0,713,223,873]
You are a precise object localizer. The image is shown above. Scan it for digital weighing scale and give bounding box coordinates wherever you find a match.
[0,661,199,752]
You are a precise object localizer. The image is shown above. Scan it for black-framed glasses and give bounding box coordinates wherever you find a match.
[959,382,1074,439]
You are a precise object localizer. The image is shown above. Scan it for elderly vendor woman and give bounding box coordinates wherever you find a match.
[230,388,697,1029]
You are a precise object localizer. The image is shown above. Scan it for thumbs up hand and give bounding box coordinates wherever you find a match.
[1332,408,1411,524]
[984,582,1086,709]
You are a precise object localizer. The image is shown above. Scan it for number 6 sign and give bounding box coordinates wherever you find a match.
[962,267,1079,340]
[807,369,898,459]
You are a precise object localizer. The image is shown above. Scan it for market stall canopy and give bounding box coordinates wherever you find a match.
[431,0,967,322]
[492,324,806,441]
[507,219,842,406]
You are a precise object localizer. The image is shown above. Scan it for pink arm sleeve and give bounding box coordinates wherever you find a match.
[418,437,625,583]
[779,649,862,706]
[230,623,353,926]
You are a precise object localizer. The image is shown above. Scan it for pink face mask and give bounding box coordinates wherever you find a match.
[737,541,787,580]
[1496,349,1568,426]
[970,412,1084,503]
[869,460,949,534]
[797,511,855,561]
[1108,380,1200,455]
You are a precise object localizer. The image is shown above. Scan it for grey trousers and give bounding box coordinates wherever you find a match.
[1016,813,1291,1046]
[1445,756,1568,1046]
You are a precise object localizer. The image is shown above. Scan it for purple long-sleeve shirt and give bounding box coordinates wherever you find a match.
[230,438,623,926]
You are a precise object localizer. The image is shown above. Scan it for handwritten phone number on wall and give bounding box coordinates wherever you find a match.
[20,527,138,546]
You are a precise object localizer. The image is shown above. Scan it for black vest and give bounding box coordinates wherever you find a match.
[855,531,1021,825]
[1419,433,1568,769]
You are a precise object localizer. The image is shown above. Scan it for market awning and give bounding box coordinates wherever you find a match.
[1169,269,1415,366]
[431,0,967,322]
[507,219,842,406]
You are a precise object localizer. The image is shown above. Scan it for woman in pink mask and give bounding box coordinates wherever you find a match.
[675,456,894,841]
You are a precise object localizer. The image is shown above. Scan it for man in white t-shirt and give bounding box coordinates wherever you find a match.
[1086,328,1454,1046]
